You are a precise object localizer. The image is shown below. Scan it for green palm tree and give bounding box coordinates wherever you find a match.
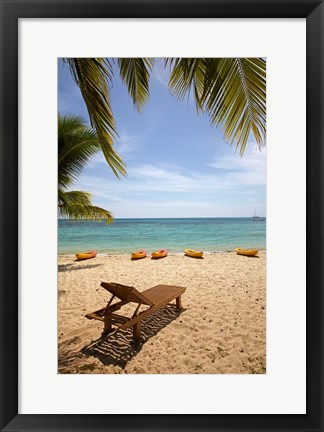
[64,58,154,178]
[167,58,266,155]
[58,114,113,223]
[63,57,266,177]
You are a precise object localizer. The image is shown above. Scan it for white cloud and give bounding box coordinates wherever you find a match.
[106,199,243,218]
[116,132,141,158]
[86,130,142,169]
[72,141,266,217]
[77,156,265,198]
[207,143,266,187]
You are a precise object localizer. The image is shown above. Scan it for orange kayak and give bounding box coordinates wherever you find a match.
[131,249,147,260]
[75,250,97,260]
[151,249,168,259]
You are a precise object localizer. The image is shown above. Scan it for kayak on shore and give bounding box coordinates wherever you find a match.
[184,249,204,258]
[75,250,97,260]
[151,249,168,259]
[235,248,258,257]
[131,249,147,260]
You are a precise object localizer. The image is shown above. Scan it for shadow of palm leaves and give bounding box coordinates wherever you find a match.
[82,305,186,369]
[58,263,102,272]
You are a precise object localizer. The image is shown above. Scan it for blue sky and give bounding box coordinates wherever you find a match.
[58,59,266,218]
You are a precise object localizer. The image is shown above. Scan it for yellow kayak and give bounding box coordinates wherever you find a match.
[235,248,259,257]
[184,249,204,258]
[75,250,97,260]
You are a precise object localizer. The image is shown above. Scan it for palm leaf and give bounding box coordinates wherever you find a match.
[117,58,154,110]
[58,114,85,154]
[168,58,206,110]
[59,203,113,223]
[58,115,114,223]
[168,58,266,154]
[58,115,101,189]
[58,191,113,223]
[58,190,92,206]
[65,58,126,177]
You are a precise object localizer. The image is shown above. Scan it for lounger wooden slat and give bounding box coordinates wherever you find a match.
[143,284,186,304]
[101,282,153,306]
[86,282,186,340]
[110,314,129,324]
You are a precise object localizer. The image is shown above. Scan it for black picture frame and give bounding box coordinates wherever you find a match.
[1,1,323,431]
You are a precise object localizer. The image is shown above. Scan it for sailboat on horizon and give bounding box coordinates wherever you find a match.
[252,209,265,222]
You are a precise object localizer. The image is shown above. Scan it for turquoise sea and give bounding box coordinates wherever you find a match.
[58,218,266,255]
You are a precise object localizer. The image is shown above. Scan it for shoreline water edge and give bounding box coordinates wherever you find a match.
[58,249,266,258]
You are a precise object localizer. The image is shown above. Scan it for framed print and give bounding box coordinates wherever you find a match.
[1,0,323,431]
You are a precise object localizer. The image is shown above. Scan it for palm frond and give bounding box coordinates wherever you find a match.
[168,58,206,110]
[58,190,92,206]
[58,115,114,222]
[58,114,86,134]
[58,191,113,223]
[65,58,126,177]
[58,115,101,189]
[117,58,154,110]
[168,58,266,154]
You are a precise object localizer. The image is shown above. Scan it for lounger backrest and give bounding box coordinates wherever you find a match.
[100,282,154,306]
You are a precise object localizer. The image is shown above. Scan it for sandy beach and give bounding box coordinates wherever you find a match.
[58,251,266,374]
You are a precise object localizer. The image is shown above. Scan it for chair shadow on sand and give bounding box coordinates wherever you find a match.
[82,305,186,369]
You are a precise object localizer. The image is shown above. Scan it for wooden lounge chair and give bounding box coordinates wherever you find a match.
[85,282,186,340]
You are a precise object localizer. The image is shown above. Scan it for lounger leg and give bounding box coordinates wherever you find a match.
[103,315,112,335]
[176,296,182,310]
[133,321,141,340]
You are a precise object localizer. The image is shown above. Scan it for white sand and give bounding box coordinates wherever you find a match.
[58,251,266,374]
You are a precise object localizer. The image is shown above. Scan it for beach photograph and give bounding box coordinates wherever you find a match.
[58,58,266,374]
